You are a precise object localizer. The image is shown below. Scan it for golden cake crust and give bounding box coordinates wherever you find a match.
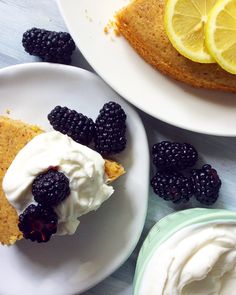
[0,116,42,245]
[105,159,125,183]
[115,0,236,92]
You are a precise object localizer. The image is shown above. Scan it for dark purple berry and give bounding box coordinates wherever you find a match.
[95,101,127,156]
[151,170,193,203]
[48,106,95,146]
[152,141,198,171]
[22,28,75,64]
[18,204,58,243]
[32,168,70,206]
[191,164,221,205]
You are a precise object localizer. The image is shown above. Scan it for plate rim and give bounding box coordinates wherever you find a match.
[57,0,236,138]
[0,62,150,295]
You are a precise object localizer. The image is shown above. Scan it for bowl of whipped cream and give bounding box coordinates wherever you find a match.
[134,208,236,295]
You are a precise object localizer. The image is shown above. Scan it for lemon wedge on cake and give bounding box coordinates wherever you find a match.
[164,0,217,63]
[205,0,236,74]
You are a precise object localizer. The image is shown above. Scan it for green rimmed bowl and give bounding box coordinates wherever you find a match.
[133,208,236,294]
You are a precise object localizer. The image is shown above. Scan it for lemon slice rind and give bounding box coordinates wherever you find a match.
[205,0,236,74]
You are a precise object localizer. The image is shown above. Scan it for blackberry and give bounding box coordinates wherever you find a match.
[32,168,70,207]
[48,106,95,145]
[95,101,127,155]
[152,141,198,171]
[191,164,221,206]
[151,171,193,203]
[18,204,58,243]
[22,28,75,64]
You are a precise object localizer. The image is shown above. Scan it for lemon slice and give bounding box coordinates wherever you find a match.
[164,0,216,63]
[206,0,236,74]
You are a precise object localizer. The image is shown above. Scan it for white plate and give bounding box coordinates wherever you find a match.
[0,63,149,295]
[58,0,236,137]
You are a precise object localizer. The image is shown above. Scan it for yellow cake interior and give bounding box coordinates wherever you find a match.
[0,116,42,245]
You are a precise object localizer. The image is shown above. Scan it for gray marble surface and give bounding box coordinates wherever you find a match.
[0,1,236,294]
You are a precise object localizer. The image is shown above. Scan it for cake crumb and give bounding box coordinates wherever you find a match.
[104,26,109,34]
[86,16,93,22]
[104,18,120,36]
[85,8,93,22]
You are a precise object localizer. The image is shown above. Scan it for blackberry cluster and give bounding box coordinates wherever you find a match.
[150,141,221,205]
[191,164,221,205]
[48,102,127,155]
[22,28,75,64]
[32,168,70,206]
[18,204,58,243]
[95,101,127,155]
[152,141,198,170]
[48,106,95,146]
[19,169,70,242]
[151,171,193,203]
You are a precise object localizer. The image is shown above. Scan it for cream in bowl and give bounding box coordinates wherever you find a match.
[134,208,236,295]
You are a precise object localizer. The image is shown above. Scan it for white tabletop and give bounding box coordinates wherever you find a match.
[1,1,236,295]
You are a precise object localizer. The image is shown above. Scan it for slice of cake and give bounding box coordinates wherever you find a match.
[0,116,42,245]
[0,116,125,245]
[115,0,236,92]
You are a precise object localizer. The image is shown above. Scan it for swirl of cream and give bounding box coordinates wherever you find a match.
[3,131,114,235]
[139,223,236,295]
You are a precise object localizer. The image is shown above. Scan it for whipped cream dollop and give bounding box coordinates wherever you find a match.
[139,223,236,295]
[3,131,114,235]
